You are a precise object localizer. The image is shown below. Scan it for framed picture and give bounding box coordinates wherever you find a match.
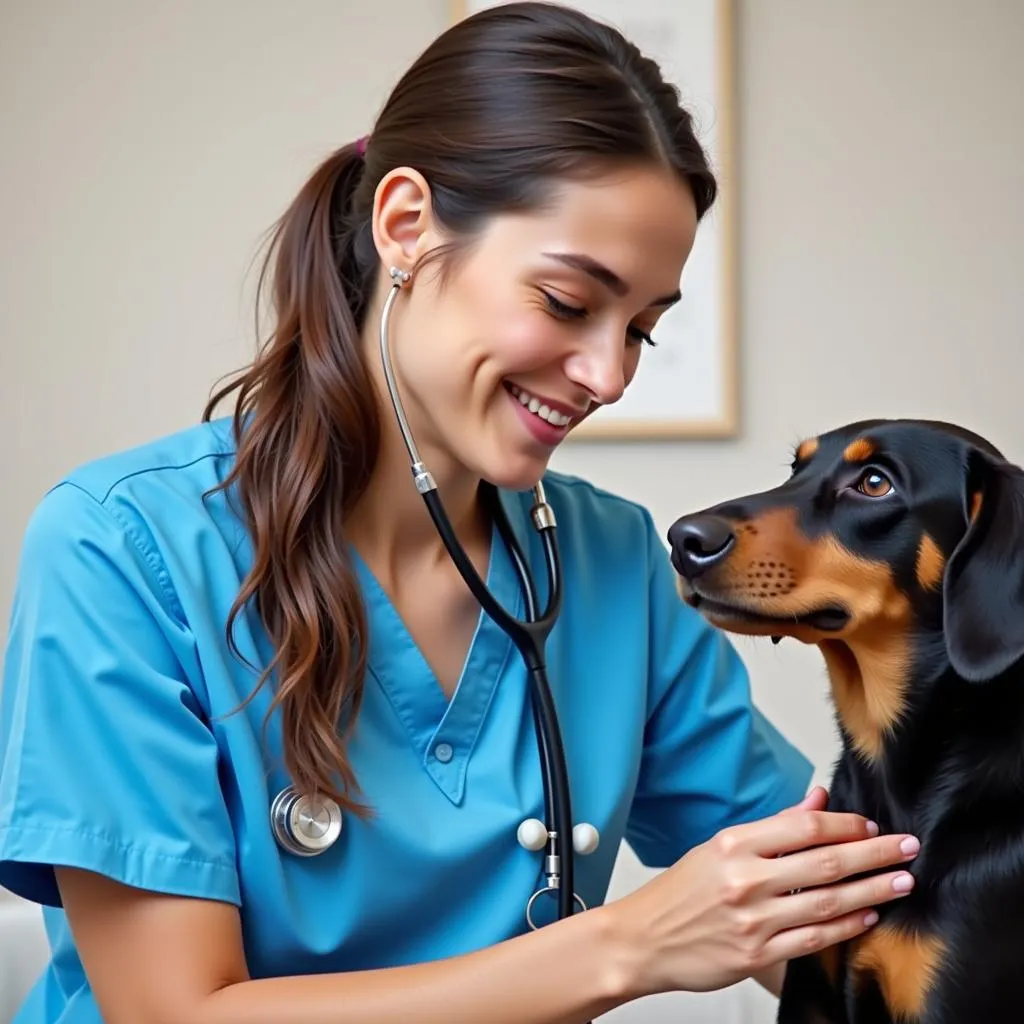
[448,0,738,440]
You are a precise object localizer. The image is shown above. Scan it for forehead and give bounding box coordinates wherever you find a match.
[795,420,974,468]
[480,164,698,298]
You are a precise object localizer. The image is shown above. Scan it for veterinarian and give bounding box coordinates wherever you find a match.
[0,4,921,1022]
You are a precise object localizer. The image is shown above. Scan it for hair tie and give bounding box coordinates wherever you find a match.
[355,135,369,158]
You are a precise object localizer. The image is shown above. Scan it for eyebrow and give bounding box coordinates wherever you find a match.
[542,251,681,308]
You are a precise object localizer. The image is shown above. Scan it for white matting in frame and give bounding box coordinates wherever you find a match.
[449,0,738,440]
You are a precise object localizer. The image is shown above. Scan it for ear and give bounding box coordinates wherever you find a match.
[943,447,1024,681]
[370,167,438,276]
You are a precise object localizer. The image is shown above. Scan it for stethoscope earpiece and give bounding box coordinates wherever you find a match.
[269,267,589,1000]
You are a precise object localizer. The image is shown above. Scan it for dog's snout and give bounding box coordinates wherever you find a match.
[667,515,736,579]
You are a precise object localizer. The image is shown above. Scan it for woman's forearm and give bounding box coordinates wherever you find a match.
[198,904,643,1024]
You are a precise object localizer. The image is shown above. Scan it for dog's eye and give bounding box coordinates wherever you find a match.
[857,469,893,498]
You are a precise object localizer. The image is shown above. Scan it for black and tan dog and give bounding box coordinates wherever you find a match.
[667,418,1024,1024]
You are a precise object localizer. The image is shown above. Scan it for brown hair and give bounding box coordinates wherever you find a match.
[203,1,718,814]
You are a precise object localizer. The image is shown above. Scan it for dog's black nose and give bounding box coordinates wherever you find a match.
[667,515,736,579]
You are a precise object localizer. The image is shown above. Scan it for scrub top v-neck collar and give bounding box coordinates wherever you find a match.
[348,488,530,807]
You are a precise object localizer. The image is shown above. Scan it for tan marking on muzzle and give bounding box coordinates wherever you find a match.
[692,507,912,762]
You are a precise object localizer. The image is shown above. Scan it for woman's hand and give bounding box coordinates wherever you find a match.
[606,786,919,997]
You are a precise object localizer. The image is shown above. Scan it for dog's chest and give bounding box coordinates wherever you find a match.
[842,922,945,1021]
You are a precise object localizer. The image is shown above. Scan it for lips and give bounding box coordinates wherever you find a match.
[506,383,576,427]
[684,590,851,634]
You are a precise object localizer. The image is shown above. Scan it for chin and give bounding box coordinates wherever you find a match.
[477,450,554,493]
[677,580,852,646]
[484,464,550,493]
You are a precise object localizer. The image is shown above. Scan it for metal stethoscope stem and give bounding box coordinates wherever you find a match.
[378,266,587,927]
[271,265,595,942]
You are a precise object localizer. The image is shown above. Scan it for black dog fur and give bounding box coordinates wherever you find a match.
[667,418,1024,1023]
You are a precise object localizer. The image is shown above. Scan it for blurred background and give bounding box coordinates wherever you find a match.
[1,1,1021,1021]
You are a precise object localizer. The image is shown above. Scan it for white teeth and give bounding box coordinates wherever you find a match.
[509,385,572,427]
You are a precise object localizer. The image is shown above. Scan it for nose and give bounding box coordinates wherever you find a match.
[667,515,736,579]
[564,339,627,406]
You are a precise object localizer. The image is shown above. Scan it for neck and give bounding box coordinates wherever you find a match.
[348,416,488,571]
[345,309,491,580]
[826,627,1024,808]
[820,628,915,769]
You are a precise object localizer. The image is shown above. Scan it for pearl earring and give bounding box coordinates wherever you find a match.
[390,266,411,286]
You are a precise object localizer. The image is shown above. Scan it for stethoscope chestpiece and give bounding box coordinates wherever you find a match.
[270,784,343,857]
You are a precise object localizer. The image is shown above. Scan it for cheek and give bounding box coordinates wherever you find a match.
[487,308,566,373]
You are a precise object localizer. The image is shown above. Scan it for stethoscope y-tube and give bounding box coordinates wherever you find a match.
[379,266,581,925]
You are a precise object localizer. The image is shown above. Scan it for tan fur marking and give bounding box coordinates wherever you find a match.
[695,507,912,762]
[843,437,876,462]
[849,925,945,1019]
[914,533,945,591]
[969,490,982,523]
[820,635,909,762]
[817,943,841,987]
[796,437,819,462]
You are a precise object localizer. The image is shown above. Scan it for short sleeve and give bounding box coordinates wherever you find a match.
[0,482,239,908]
[624,514,814,868]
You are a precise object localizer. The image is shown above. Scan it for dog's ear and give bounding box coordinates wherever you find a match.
[943,446,1024,682]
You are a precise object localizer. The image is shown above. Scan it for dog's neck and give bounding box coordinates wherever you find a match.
[818,629,914,767]
[820,627,1024,824]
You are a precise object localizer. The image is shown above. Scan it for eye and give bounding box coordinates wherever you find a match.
[856,468,894,498]
[627,324,657,348]
[540,291,657,347]
[541,290,587,321]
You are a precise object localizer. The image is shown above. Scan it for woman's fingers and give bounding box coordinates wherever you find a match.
[718,808,881,860]
[768,868,915,935]
[770,832,920,895]
[761,905,882,968]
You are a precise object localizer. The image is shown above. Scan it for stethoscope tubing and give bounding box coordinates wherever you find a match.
[267,268,591,1021]
[381,271,577,924]
[421,470,575,921]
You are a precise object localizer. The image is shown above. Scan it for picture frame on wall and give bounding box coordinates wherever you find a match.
[448,0,738,441]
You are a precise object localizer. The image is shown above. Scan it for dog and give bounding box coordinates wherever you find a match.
[666,418,1024,1024]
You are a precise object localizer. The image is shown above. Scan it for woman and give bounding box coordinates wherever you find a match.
[0,3,919,1021]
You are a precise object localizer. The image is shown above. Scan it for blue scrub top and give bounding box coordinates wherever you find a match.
[0,418,812,1021]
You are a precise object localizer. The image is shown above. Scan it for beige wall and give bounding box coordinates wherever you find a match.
[2,2,1022,1022]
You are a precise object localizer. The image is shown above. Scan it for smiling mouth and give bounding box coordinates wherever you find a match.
[683,590,850,639]
[505,383,576,427]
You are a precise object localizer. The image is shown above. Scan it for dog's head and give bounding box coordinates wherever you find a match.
[667,419,1024,756]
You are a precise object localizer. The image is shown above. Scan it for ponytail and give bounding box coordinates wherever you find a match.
[204,139,381,814]
[202,0,719,813]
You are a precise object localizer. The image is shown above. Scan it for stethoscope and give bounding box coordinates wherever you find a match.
[271,265,599,935]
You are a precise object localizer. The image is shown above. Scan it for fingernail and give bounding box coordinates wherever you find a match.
[864,910,879,926]
[893,872,915,893]
[865,820,879,836]
[900,836,920,857]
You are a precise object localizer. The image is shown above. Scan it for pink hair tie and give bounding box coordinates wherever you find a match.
[355,135,369,158]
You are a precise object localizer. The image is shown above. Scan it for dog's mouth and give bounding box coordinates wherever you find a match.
[682,588,851,642]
